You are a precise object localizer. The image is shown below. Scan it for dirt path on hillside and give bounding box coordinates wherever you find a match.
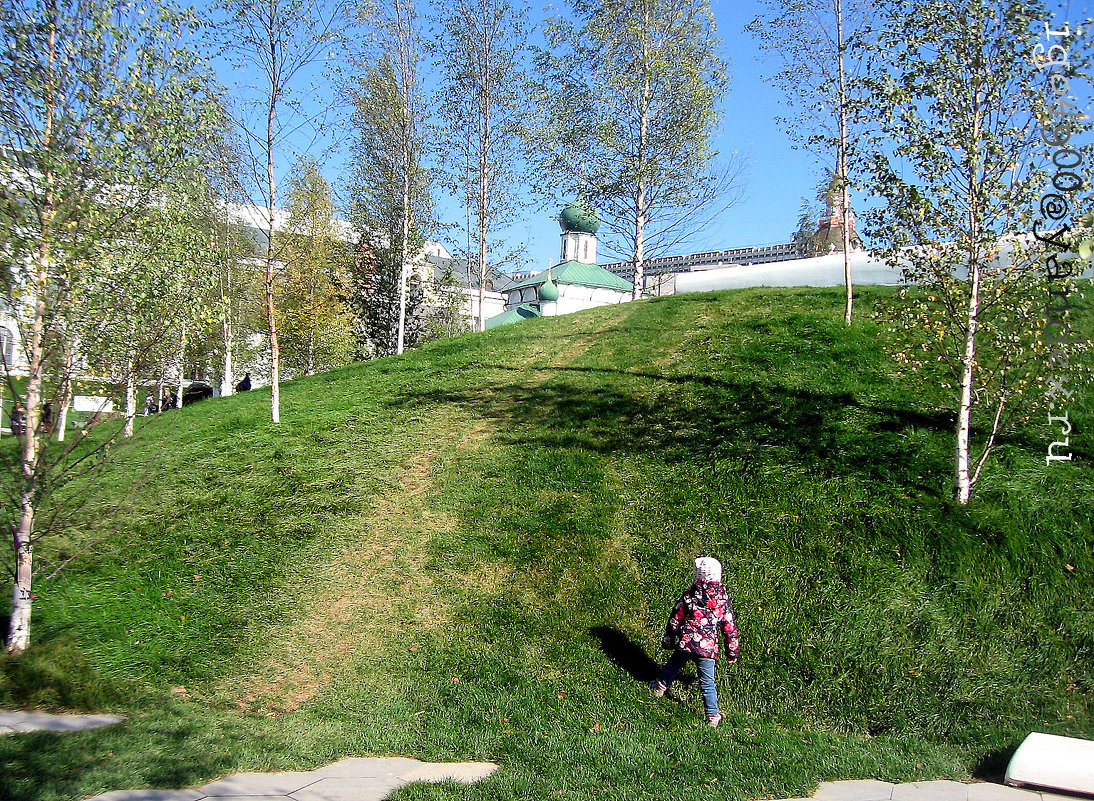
[218,308,642,714]
[546,305,636,369]
[219,412,494,715]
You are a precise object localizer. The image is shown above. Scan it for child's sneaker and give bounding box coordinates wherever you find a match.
[706,713,723,728]
[649,681,666,698]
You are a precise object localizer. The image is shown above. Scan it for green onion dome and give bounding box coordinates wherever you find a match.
[538,277,560,302]
[558,197,601,235]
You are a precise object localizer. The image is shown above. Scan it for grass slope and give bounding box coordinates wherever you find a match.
[1,287,1092,801]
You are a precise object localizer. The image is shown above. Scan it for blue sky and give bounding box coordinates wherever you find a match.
[208,0,1094,274]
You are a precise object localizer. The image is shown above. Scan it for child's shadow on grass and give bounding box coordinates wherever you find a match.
[588,626,695,688]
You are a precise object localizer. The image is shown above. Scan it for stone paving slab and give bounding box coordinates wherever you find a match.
[966,785,1043,801]
[199,772,323,796]
[0,711,125,734]
[310,758,422,779]
[892,781,971,801]
[815,780,896,801]
[196,796,296,801]
[289,777,407,801]
[399,762,500,784]
[79,756,499,801]
[90,792,204,801]
[809,781,1092,801]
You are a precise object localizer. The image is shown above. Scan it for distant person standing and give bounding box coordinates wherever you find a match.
[42,402,53,433]
[236,372,251,392]
[9,401,24,436]
[649,556,740,727]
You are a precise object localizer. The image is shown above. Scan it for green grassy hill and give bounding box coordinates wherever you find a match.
[2,287,1092,801]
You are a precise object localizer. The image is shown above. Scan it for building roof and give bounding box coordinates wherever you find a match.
[484,302,541,329]
[506,260,633,293]
[425,255,514,291]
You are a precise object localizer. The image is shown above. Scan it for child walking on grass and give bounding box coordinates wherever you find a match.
[650,556,740,727]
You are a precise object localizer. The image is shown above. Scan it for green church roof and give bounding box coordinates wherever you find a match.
[508,260,632,293]
[485,302,541,329]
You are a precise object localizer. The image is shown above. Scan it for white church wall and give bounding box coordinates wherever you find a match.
[554,285,629,314]
[454,287,506,324]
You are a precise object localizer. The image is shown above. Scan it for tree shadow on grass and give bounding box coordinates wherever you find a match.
[391,362,955,499]
[0,714,241,801]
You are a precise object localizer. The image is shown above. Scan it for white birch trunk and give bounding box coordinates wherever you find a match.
[477,44,491,333]
[124,360,137,437]
[633,195,646,301]
[954,86,986,505]
[954,260,981,504]
[836,0,853,325]
[394,0,416,356]
[8,11,58,652]
[267,105,281,423]
[9,221,49,655]
[9,257,46,652]
[9,506,34,654]
[477,162,488,332]
[465,172,477,330]
[55,342,74,442]
[222,256,235,396]
[175,331,186,410]
[396,147,410,356]
[632,22,651,302]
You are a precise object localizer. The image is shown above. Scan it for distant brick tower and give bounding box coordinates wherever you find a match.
[815,172,863,255]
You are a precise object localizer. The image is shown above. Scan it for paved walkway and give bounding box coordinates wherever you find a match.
[1,711,498,801]
[88,758,499,801]
[0,711,1079,801]
[788,780,1077,801]
[0,710,126,735]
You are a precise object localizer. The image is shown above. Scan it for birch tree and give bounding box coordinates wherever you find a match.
[859,0,1090,504]
[434,0,528,331]
[276,157,355,376]
[748,0,874,324]
[350,0,432,355]
[0,0,220,653]
[212,190,262,397]
[532,0,736,299]
[216,0,351,421]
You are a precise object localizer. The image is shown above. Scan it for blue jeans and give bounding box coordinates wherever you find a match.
[657,649,719,717]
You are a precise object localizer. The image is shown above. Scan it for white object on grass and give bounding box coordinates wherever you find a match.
[1005,732,1094,796]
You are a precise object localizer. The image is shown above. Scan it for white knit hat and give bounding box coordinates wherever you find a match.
[695,556,722,583]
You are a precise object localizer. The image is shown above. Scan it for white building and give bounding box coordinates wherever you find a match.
[485,198,633,329]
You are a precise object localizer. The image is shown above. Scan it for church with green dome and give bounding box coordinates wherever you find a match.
[485,198,633,329]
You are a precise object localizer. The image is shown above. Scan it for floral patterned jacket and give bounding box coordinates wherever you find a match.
[662,580,740,660]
